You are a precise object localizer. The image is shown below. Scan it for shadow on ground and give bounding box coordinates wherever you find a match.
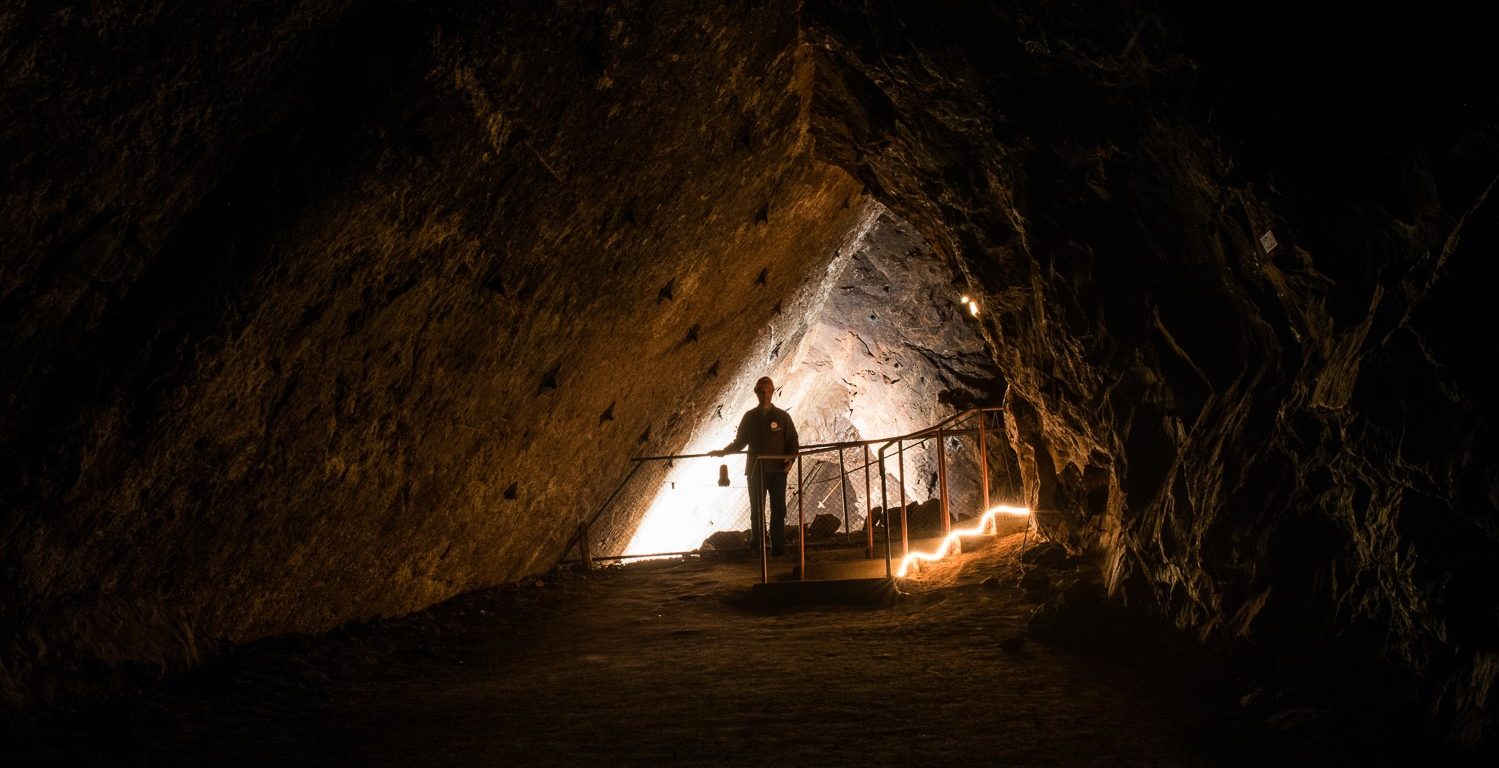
[1,535,1480,767]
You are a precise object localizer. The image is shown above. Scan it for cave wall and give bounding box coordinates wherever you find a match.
[587,201,887,558]
[618,208,1012,556]
[805,0,1497,744]
[5,0,1495,745]
[791,210,1019,517]
[1,0,869,700]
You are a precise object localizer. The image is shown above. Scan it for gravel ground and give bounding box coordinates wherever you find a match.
[0,535,1445,767]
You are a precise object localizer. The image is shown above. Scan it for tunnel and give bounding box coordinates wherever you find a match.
[595,207,1016,563]
[2,0,1496,764]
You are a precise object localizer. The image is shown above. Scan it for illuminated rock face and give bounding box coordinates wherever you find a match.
[0,0,868,697]
[1,0,1494,746]
[785,211,1020,516]
[620,209,1013,556]
[806,0,1496,745]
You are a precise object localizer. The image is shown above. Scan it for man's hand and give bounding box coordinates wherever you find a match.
[708,449,725,457]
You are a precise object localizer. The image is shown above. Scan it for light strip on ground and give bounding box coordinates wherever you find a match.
[896,504,1032,577]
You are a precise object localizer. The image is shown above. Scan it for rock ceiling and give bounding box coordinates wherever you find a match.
[1,0,1494,745]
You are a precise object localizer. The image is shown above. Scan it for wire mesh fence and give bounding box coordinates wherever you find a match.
[569,451,879,562]
[563,408,1014,566]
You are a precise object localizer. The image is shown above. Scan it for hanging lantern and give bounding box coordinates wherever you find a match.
[718,463,731,487]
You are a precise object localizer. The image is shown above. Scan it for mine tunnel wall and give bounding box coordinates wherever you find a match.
[606,206,1013,559]
[1,0,870,701]
[806,0,1497,744]
[2,0,1496,747]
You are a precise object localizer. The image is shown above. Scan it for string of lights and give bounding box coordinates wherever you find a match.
[897,504,1031,577]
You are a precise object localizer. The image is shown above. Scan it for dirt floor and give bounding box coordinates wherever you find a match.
[0,534,1468,767]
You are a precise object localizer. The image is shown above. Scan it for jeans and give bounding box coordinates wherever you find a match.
[748,470,788,552]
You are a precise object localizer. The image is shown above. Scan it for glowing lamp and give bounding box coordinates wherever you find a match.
[896,504,1031,577]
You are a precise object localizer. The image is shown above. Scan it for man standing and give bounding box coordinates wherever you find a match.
[711,376,799,555]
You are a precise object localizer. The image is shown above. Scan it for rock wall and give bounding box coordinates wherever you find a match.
[805,0,1497,746]
[1,0,867,701]
[790,210,1019,517]
[4,0,1494,747]
[617,208,1014,557]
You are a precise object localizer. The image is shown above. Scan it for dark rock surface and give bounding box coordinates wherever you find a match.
[805,0,1497,747]
[1,0,867,702]
[2,0,1496,751]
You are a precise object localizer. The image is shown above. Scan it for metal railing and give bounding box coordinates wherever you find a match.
[560,407,1010,583]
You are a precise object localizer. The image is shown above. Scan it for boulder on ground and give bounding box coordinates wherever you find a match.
[702,530,748,551]
[1020,541,1069,568]
[869,499,952,537]
[904,499,945,536]
[807,513,842,540]
[1020,567,1052,600]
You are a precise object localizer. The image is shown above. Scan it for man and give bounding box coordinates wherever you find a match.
[711,376,799,555]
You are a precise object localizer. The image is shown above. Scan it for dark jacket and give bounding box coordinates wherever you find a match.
[722,405,799,476]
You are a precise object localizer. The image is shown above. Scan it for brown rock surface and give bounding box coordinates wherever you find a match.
[1,0,868,700]
[805,0,1497,746]
[1,0,1495,751]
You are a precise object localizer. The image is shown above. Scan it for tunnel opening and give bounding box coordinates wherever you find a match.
[2,0,1493,758]
[617,209,1022,561]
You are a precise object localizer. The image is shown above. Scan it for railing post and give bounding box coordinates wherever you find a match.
[838,447,851,545]
[756,459,769,585]
[578,519,593,571]
[937,427,950,538]
[978,410,991,514]
[897,439,908,557]
[879,446,892,578]
[797,454,806,581]
[864,445,874,559]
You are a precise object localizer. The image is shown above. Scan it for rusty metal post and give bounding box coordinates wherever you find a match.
[897,439,908,557]
[978,410,991,515]
[755,459,769,585]
[878,446,893,578]
[797,454,806,581]
[566,461,643,564]
[864,445,874,559]
[578,520,593,570]
[936,427,950,536]
[838,447,851,545]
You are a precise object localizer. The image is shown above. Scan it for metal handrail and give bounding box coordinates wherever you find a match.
[561,461,644,566]
[564,405,1007,584]
[874,407,1005,578]
[630,425,987,486]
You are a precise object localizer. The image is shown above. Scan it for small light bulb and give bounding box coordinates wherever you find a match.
[960,294,971,305]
